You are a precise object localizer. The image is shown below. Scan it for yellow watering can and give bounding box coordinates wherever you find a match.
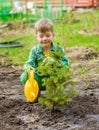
[24,70,39,102]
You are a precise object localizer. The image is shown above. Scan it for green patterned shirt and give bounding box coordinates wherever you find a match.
[23,42,69,70]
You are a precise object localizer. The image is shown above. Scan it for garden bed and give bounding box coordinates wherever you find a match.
[0,47,99,130]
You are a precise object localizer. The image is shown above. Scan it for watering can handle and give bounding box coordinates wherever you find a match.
[29,70,34,82]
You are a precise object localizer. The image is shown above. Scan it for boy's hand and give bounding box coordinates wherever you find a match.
[42,57,55,66]
[20,66,34,84]
[24,66,34,75]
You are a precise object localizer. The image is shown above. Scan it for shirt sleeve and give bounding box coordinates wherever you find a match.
[58,47,69,66]
[23,47,37,70]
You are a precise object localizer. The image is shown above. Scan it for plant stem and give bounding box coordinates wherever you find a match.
[51,100,55,111]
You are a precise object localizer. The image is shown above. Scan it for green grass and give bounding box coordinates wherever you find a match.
[54,9,99,49]
[0,9,99,65]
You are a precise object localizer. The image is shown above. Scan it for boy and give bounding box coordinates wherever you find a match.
[20,18,69,89]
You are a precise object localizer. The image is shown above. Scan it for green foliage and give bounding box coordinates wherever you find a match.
[38,45,78,111]
[54,10,99,50]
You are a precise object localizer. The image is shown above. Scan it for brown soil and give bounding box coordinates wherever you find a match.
[0,47,99,130]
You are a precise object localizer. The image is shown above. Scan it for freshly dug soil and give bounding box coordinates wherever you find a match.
[0,47,99,130]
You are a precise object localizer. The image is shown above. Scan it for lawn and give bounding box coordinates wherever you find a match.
[0,9,99,65]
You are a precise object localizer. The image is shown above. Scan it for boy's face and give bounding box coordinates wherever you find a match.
[36,31,54,49]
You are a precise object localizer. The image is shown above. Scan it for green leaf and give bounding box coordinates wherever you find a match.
[38,97,45,104]
[53,97,59,102]
[45,100,52,109]
[72,89,79,95]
